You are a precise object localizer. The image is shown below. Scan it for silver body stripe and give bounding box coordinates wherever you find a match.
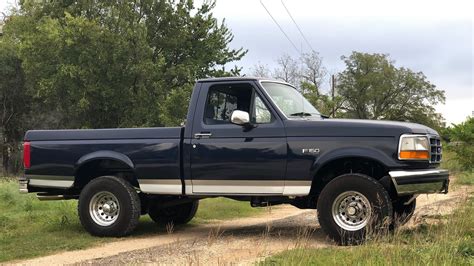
[192,181,284,195]
[140,179,311,196]
[283,180,312,196]
[27,175,74,181]
[25,175,311,196]
[139,179,182,195]
[26,175,74,189]
[28,179,74,188]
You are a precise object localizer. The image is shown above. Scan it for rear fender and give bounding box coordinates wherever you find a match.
[74,151,137,188]
[75,150,135,171]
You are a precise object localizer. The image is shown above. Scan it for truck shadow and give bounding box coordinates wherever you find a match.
[132,210,331,244]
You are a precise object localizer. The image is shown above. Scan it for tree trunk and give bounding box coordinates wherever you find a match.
[1,137,9,175]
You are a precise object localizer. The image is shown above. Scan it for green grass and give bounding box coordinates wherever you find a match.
[262,185,474,265]
[440,150,474,187]
[0,179,262,262]
[193,197,263,223]
[440,150,463,173]
[455,171,474,186]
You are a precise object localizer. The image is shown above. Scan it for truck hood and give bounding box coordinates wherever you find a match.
[284,118,438,137]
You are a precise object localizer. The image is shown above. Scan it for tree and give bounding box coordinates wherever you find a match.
[0,37,29,173]
[299,51,326,96]
[273,53,301,85]
[251,51,333,115]
[7,0,246,128]
[446,117,474,171]
[336,52,445,129]
[250,62,271,77]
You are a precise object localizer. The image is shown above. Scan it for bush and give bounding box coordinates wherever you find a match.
[446,117,474,171]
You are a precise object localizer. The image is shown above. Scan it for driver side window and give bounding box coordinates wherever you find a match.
[204,84,252,125]
[203,83,273,125]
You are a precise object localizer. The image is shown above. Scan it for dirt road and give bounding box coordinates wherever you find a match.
[15,185,470,266]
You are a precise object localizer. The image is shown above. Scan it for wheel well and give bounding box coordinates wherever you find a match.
[310,157,389,196]
[74,159,138,189]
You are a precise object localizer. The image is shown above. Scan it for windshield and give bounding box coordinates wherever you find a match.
[261,82,320,118]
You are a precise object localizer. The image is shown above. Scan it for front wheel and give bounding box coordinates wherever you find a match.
[317,173,393,245]
[78,176,141,237]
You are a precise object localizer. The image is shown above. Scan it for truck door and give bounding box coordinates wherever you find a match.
[190,81,287,195]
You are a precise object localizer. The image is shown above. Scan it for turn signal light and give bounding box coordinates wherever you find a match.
[399,150,429,160]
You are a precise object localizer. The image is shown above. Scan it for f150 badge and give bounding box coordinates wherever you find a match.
[302,148,320,154]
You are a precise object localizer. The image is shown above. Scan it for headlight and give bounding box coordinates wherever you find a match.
[398,135,430,160]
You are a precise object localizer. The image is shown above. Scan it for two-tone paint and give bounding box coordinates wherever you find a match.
[23,77,446,198]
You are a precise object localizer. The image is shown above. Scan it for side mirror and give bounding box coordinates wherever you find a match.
[230,110,250,126]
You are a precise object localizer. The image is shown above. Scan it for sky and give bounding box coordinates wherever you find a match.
[1,0,472,124]
[206,0,473,125]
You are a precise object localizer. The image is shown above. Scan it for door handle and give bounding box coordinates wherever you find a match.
[194,132,212,139]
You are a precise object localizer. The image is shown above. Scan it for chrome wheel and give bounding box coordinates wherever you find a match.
[89,191,120,226]
[332,191,372,231]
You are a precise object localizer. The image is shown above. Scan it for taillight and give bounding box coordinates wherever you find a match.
[23,141,31,169]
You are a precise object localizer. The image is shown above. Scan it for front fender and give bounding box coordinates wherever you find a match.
[311,147,393,176]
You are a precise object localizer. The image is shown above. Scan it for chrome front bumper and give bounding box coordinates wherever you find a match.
[389,169,449,196]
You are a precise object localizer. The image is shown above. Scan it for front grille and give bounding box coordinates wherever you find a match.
[429,136,442,163]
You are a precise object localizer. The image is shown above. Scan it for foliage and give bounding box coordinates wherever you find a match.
[456,171,474,186]
[445,117,474,171]
[301,81,343,117]
[3,0,246,129]
[251,51,336,115]
[0,179,262,262]
[0,0,246,173]
[251,51,446,125]
[192,197,263,223]
[336,52,446,129]
[0,37,29,173]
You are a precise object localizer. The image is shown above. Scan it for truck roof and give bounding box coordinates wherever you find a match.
[197,76,282,83]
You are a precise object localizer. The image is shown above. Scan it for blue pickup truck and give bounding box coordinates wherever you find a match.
[20,77,449,244]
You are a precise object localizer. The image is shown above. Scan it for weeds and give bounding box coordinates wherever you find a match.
[262,195,474,265]
[207,226,224,246]
[165,222,174,234]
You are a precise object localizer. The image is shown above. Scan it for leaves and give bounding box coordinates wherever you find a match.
[5,0,245,129]
[446,117,474,171]
[0,36,29,173]
[0,0,246,173]
[337,52,446,129]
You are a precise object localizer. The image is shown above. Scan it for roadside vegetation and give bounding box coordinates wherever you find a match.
[0,179,261,262]
[262,194,473,265]
[264,194,473,265]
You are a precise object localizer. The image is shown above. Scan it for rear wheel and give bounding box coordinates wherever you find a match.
[78,176,140,237]
[317,173,393,245]
[148,200,199,225]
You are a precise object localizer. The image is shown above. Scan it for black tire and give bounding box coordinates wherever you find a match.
[317,173,393,245]
[78,176,141,237]
[148,200,199,225]
[392,197,416,228]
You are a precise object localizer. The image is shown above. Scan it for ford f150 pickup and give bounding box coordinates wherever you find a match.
[20,77,449,244]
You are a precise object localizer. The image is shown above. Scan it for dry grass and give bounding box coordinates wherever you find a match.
[262,195,474,266]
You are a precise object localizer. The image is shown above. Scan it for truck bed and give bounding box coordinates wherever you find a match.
[24,127,184,194]
[25,127,182,141]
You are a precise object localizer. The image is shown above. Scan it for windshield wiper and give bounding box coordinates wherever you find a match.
[289,112,313,117]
